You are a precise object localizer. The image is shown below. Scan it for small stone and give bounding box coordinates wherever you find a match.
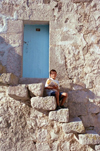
[62,117,85,133]
[78,130,100,145]
[61,141,70,151]
[27,83,44,97]
[49,109,69,123]
[31,96,56,111]
[8,84,29,101]
[50,130,58,141]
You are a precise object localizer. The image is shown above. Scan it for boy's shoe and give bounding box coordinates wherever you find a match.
[56,106,61,110]
[60,105,66,108]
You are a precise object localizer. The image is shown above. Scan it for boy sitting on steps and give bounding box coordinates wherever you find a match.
[45,69,68,110]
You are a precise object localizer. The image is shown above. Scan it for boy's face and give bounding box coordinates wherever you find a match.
[50,71,57,80]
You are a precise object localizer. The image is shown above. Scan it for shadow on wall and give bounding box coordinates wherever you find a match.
[62,84,100,134]
[0,36,21,77]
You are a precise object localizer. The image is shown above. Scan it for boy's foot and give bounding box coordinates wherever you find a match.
[60,105,66,108]
[56,106,61,110]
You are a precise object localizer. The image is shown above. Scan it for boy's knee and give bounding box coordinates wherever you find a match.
[55,91,59,95]
[63,92,68,97]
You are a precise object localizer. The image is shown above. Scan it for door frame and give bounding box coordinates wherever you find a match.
[22,20,50,78]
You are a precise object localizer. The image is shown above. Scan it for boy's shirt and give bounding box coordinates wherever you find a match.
[45,78,59,95]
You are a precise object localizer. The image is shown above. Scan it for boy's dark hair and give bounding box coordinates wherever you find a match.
[50,69,57,74]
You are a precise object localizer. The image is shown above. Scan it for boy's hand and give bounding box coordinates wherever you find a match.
[53,85,58,90]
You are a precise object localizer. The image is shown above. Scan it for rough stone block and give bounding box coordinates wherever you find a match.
[95,145,100,151]
[36,143,51,151]
[78,130,100,145]
[51,141,59,151]
[0,86,8,93]
[49,108,69,123]
[31,96,56,111]
[8,84,29,101]
[37,118,48,128]
[27,83,44,97]
[37,129,48,142]
[0,73,19,86]
[62,117,85,133]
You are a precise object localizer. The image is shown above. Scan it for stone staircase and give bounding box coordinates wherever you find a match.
[0,72,100,150]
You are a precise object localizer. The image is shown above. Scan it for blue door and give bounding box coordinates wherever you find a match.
[23,24,49,78]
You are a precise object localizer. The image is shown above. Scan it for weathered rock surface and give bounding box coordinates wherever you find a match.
[62,117,85,133]
[50,130,59,141]
[0,91,97,151]
[49,108,69,123]
[27,83,44,97]
[8,84,29,101]
[95,145,100,151]
[0,73,19,85]
[36,143,51,151]
[78,130,100,145]
[31,96,56,110]
[37,129,48,142]
[0,96,36,151]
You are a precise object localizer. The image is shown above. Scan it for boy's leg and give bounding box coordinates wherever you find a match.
[51,91,60,106]
[55,91,60,106]
[60,92,68,106]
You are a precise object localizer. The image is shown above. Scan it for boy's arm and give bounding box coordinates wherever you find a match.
[45,85,58,90]
[45,79,59,90]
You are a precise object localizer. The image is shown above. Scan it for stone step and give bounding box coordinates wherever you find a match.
[49,108,69,123]
[78,130,100,145]
[31,96,56,111]
[8,84,29,101]
[8,83,44,101]
[62,117,85,133]
[27,83,44,97]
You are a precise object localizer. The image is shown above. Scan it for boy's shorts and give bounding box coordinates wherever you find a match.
[50,91,63,101]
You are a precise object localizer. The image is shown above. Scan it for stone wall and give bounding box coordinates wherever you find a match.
[0,72,100,151]
[0,0,100,150]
